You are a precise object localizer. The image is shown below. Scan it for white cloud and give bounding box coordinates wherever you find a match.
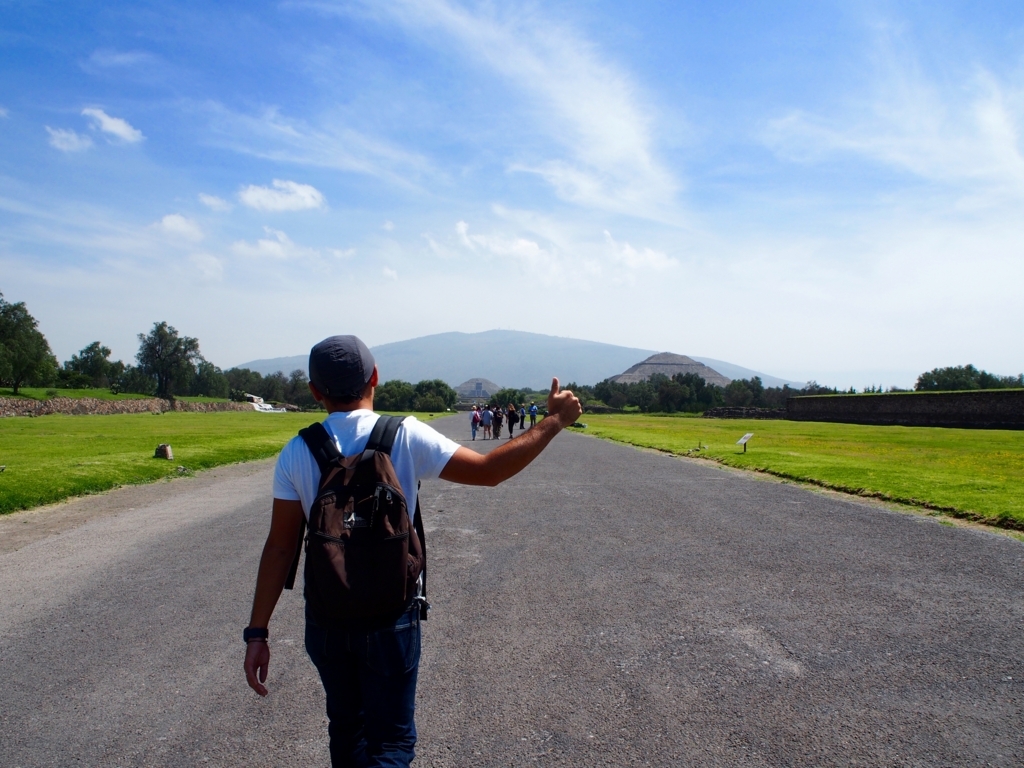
[382,267,399,280]
[353,0,681,220]
[328,247,355,258]
[455,220,473,250]
[157,214,204,242]
[87,50,156,68]
[382,220,394,231]
[46,127,92,152]
[762,31,1024,201]
[189,253,223,280]
[452,220,565,282]
[238,179,325,212]
[198,193,232,212]
[603,230,676,270]
[231,227,320,259]
[0,107,8,119]
[82,108,144,143]
[207,104,431,189]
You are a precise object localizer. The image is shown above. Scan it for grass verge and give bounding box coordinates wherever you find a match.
[580,414,1024,529]
[0,410,447,514]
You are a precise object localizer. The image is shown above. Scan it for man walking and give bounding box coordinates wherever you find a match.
[529,401,538,427]
[243,335,581,767]
[481,404,492,439]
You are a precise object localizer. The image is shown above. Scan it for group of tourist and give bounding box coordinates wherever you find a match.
[469,402,539,440]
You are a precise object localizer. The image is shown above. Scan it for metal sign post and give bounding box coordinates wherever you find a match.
[737,432,754,453]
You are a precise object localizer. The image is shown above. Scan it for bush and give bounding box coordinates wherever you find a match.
[916,364,1024,391]
[414,379,457,409]
[376,380,415,411]
[489,387,525,408]
[412,393,446,412]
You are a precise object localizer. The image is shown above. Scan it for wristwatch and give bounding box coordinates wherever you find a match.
[243,627,269,643]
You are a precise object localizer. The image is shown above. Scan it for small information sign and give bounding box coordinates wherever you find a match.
[737,432,754,452]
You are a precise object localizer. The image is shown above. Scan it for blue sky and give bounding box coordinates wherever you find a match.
[2,1,1022,388]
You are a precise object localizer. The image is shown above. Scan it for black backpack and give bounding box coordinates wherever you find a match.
[284,415,429,624]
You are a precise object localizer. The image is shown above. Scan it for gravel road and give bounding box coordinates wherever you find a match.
[1,414,1021,767]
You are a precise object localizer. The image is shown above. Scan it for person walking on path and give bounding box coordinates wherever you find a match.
[519,403,527,429]
[529,402,538,427]
[470,405,481,440]
[492,405,504,440]
[481,404,493,439]
[243,334,581,768]
[506,403,518,438]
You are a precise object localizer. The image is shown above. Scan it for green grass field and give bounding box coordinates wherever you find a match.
[0,410,447,514]
[580,415,1024,529]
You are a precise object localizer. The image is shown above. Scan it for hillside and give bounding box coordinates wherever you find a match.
[234,330,802,389]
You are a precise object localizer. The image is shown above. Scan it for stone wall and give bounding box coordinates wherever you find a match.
[786,390,1024,430]
[0,397,256,418]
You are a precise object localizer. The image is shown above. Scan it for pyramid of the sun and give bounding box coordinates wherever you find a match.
[455,378,502,400]
[610,353,732,388]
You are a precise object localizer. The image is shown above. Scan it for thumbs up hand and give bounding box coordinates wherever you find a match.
[546,377,583,429]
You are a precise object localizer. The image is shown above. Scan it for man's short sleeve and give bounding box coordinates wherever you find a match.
[395,417,460,483]
[272,438,303,501]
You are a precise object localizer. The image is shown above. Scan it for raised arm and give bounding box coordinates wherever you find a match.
[439,378,582,487]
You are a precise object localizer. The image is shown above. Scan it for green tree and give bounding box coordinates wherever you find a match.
[413,379,456,410]
[258,371,287,402]
[225,367,265,396]
[284,369,318,409]
[63,341,123,388]
[376,380,415,411]
[0,292,58,394]
[656,377,690,413]
[723,379,754,407]
[135,321,201,398]
[190,360,230,398]
[561,382,596,404]
[412,393,446,412]
[113,365,157,396]
[489,387,525,409]
[915,365,982,391]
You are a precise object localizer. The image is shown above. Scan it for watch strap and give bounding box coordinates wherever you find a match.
[243,627,269,643]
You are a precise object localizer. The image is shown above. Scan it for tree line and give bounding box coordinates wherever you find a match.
[914,365,1023,391]
[0,292,451,411]
[563,373,839,414]
[565,363,1024,414]
[3,290,1021,408]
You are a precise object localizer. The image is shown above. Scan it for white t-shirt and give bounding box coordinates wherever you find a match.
[272,410,461,521]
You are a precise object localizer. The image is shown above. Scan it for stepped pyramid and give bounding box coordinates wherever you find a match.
[455,377,501,400]
[611,353,731,388]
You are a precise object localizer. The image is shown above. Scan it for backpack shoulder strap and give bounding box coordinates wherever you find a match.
[286,422,339,592]
[298,422,342,477]
[413,489,428,620]
[362,414,406,461]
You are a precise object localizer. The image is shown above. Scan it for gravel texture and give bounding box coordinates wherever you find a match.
[1,414,1021,766]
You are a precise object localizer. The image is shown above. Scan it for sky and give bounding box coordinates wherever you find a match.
[1,0,1022,389]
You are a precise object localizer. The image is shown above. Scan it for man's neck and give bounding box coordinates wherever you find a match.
[324,396,374,415]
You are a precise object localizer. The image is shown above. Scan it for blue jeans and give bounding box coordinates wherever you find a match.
[305,605,421,768]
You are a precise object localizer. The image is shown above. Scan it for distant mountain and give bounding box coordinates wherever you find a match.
[237,354,309,378]
[234,330,801,389]
[690,357,804,389]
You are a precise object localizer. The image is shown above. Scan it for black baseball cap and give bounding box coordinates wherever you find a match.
[308,335,376,399]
